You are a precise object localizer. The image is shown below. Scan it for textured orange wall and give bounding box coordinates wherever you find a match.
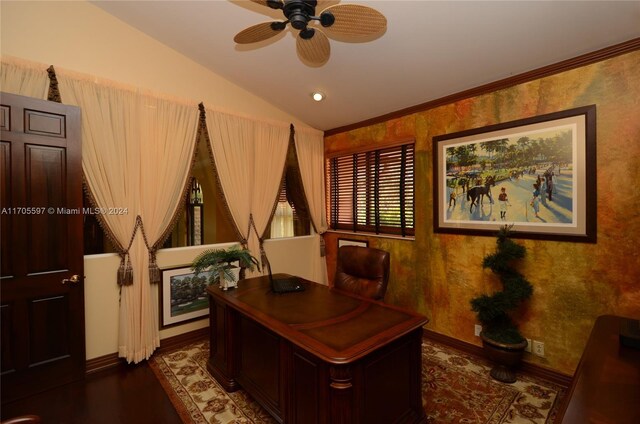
[324,51,640,375]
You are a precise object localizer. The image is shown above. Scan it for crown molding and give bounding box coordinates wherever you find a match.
[325,37,640,137]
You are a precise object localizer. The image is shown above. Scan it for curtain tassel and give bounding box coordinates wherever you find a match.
[319,236,326,257]
[124,260,134,285]
[117,254,126,286]
[259,241,267,273]
[148,250,161,284]
[117,253,134,286]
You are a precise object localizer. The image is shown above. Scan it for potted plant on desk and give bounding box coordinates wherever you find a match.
[470,225,533,383]
[192,246,259,290]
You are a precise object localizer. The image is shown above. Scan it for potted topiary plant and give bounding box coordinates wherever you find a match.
[192,246,260,291]
[470,224,533,383]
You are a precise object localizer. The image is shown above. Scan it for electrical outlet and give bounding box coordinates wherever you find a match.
[474,324,482,337]
[532,340,545,357]
[525,338,532,353]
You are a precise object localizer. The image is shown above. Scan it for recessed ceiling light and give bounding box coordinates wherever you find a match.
[311,91,325,102]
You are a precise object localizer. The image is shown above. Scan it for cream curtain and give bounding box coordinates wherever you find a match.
[57,70,198,363]
[205,109,289,273]
[205,111,253,248]
[0,56,49,99]
[250,122,291,262]
[294,125,328,284]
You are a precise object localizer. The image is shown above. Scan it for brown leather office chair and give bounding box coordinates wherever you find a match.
[334,245,390,301]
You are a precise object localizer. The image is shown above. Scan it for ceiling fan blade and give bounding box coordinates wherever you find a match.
[296,29,330,65]
[321,4,387,37]
[234,22,284,44]
[316,1,331,11]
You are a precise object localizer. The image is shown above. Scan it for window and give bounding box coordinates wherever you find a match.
[186,178,204,246]
[269,175,311,239]
[271,200,294,238]
[270,178,296,238]
[328,142,414,237]
[268,135,311,239]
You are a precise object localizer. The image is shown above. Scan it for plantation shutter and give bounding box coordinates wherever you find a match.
[329,143,414,236]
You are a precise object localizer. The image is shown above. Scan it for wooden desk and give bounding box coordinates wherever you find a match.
[207,274,428,424]
[556,315,640,424]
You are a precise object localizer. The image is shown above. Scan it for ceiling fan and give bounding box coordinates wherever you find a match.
[234,0,387,66]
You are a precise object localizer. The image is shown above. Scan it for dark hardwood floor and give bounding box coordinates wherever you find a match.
[1,362,181,424]
[2,330,570,424]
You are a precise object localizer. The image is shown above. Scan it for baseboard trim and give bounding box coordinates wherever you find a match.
[88,327,572,386]
[86,352,123,375]
[86,327,209,375]
[156,327,209,355]
[423,329,573,388]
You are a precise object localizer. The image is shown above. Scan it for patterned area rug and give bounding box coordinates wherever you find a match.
[149,339,565,424]
[421,342,564,423]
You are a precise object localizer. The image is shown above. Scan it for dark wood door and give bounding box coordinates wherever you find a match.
[1,92,85,403]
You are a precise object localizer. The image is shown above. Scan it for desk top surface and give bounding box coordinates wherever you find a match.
[207,274,428,364]
[559,315,640,424]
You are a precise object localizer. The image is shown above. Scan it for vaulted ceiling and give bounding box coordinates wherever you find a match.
[92,1,640,131]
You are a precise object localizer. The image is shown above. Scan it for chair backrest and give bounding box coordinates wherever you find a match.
[1,415,41,424]
[334,245,390,301]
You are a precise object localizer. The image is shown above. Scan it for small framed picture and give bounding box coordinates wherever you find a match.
[160,266,213,328]
[338,238,369,248]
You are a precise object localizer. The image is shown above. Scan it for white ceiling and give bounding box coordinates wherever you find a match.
[92,1,640,131]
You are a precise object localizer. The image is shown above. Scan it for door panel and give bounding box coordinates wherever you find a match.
[29,295,70,366]
[1,141,12,278]
[25,144,68,273]
[24,109,66,138]
[0,92,84,403]
[0,105,9,131]
[1,304,15,372]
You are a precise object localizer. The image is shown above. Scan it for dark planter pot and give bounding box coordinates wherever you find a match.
[480,332,528,383]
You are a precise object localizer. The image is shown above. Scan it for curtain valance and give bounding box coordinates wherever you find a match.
[1,56,49,99]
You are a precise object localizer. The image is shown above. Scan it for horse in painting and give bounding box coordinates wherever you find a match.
[467,176,495,212]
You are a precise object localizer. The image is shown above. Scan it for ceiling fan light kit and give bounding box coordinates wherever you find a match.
[235,0,387,66]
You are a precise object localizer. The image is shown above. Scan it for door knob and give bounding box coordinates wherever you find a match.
[62,274,81,285]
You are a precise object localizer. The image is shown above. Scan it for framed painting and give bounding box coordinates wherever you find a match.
[338,238,369,248]
[433,105,596,242]
[160,266,213,328]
